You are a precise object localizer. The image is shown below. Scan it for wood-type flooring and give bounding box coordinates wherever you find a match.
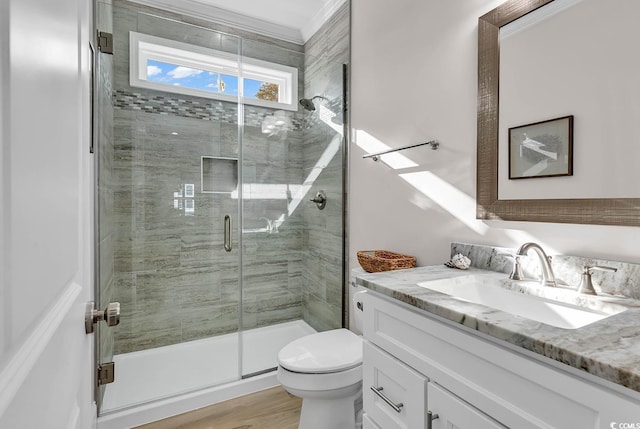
[136,387,301,429]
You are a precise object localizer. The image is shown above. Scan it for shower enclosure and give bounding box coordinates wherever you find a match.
[94,0,349,419]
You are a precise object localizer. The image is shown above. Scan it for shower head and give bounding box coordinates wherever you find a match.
[299,98,316,111]
[299,95,328,111]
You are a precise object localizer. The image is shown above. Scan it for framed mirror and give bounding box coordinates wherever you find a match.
[476,0,640,226]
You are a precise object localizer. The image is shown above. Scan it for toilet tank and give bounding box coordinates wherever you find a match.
[349,269,367,335]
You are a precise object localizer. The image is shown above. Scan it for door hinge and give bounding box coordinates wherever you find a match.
[98,362,115,385]
[97,31,113,54]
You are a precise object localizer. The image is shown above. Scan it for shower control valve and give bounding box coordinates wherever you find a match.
[85,301,121,334]
[310,191,327,210]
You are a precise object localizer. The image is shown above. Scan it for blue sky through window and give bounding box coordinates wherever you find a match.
[146,60,272,100]
[147,59,239,95]
[244,79,263,98]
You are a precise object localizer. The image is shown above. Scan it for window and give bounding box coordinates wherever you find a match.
[130,32,298,111]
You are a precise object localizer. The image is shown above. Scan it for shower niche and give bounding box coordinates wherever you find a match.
[201,156,238,194]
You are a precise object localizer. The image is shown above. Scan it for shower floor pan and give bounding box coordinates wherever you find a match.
[101,320,316,414]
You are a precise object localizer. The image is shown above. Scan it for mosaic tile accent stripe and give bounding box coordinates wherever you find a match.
[113,89,304,130]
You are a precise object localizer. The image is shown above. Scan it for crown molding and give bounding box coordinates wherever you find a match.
[126,0,305,44]
[301,0,347,43]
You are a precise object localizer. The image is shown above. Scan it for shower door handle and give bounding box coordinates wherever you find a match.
[224,215,232,252]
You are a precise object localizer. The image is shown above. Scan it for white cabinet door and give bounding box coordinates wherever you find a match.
[364,341,427,429]
[0,0,95,427]
[428,382,506,429]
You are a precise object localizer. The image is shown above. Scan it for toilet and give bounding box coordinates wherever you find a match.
[277,290,366,429]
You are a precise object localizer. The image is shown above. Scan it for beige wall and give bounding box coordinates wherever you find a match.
[350,0,640,270]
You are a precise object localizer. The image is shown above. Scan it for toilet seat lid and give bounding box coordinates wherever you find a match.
[278,329,362,374]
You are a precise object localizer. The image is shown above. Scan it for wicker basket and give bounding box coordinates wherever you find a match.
[357,250,416,273]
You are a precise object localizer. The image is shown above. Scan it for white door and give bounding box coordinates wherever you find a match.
[0,0,95,427]
[427,383,507,429]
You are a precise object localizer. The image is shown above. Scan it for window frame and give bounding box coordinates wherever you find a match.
[129,32,299,111]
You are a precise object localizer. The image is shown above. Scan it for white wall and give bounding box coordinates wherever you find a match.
[349,0,640,270]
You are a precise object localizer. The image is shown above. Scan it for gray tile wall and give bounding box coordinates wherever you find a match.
[239,123,305,331]
[111,110,244,352]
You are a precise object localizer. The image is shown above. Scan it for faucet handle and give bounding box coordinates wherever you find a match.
[585,265,617,274]
[577,265,617,295]
[498,253,525,281]
[509,256,525,281]
[259,217,273,232]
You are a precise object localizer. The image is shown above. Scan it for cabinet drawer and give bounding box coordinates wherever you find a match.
[363,341,427,429]
[428,382,507,429]
[363,414,382,429]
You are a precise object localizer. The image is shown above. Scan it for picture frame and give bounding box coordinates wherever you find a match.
[508,115,573,180]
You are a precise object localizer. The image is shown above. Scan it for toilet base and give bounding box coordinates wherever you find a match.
[294,383,362,429]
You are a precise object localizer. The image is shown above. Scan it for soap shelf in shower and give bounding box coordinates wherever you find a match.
[362,140,439,161]
[201,156,238,193]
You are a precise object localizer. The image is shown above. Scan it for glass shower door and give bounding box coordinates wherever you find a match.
[239,38,347,378]
[94,0,116,413]
[95,3,243,414]
[94,0,350,413]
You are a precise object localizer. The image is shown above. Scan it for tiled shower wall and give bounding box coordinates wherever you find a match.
[105,0,348,354]
[301,3,350,331]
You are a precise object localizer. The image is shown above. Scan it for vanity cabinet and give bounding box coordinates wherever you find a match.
[364,340,505,429]
[360,290,640,429]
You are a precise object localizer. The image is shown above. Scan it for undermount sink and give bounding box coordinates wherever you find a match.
[417,273,627,329]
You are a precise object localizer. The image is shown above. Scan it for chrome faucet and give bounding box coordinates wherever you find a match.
[515,242,557,287]
[259,217,274,233]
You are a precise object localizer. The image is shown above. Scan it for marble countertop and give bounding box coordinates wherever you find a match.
[355,265,640,394]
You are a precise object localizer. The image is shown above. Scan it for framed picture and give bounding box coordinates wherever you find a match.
[508,115,573,180]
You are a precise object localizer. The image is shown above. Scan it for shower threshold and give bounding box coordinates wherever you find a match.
[100,320,316,414]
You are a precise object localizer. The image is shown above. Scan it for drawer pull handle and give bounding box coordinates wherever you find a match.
[427,411,439,429]
[370,386,403,413]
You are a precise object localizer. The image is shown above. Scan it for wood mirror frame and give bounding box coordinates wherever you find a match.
[476,0,640,226]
